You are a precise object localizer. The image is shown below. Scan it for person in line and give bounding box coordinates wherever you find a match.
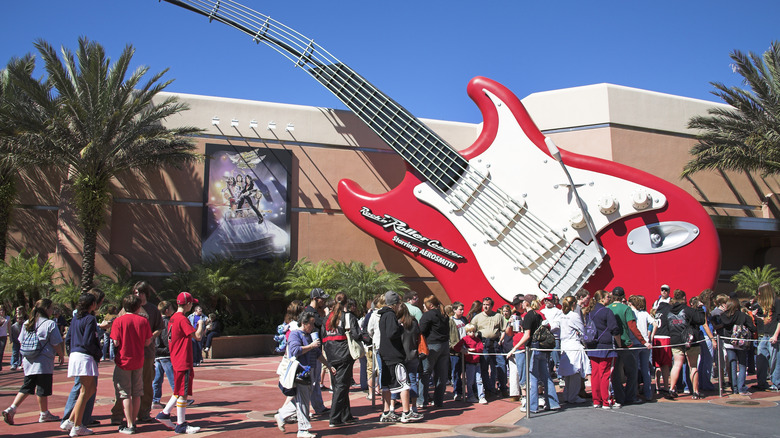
[584,290,620,409]
[665,289,707,400]
[454,323,487,404]
[717,297,757,395]
[628,295,654,401]
[418,295,451,408]
[60,289,107,434]
[187,305,206,367]
[653,284,672,310]
[9,306,26,371]
[449,301,468,401]
[322,292,360,427]
[607,287,647,407]
[403,291,423,322]
[304,287,331,415]
[274,311,328,438]
[101,305,119,361]
[505,296,527,405]
[470,297,507,397]
[755,282,780,390]
[61,293,102,436]
[155,292,205,434]
[378,291,422,423]
[696,289,718,392]
[558,296,590,404]
[111,294,153,434]
[506,295,560,413]
[465,301,482,323]
[152,301,176,408]
[3,299,64,425]
[539,295,563,380]
[397,303,424,419]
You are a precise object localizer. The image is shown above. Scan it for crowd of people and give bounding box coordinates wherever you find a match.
[2,280,779,438]
[272,282,780,436]
[0,282,221,435]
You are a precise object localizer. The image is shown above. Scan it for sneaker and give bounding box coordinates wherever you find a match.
[118,426,137,434]
[479,398,488,404]
[274,413,285,432]
[593,404,602,409]
[408,412,423,421]
[611,402,622,409]
[601,404,612,410]
[174,422,201,434]
[187,399,196,406]
[520,397,527,408]
[400,411,421,423]
[453,394,463,401]
[61,419,75,431]
[70,426,94,436]
[297,431,316,438]
[379,412,399,423]
[769,385,779,391]
[156,412,175,430]
[3,407,16,425]
[39,411,60,423]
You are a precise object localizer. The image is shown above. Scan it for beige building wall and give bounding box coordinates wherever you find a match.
[8,83,780,296]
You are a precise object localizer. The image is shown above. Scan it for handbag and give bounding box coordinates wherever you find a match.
[345,313,366,360]
[278,331,301,390]
[418,333,429,359]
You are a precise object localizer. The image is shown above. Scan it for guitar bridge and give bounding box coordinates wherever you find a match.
[539,239,604,298]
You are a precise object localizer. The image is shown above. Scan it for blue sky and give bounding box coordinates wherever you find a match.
[1,1,778,123]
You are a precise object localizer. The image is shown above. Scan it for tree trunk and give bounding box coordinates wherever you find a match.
[0,176,16,262]
[73,175,110,293]
[80,222,98,292]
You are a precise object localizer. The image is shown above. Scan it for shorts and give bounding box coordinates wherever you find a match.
[20,374,53,396]
[652,337,672,368]
[380,362,410,395]
[671,345,700,358]
[174,369,194,397]
[68,352,99,378]
[114,366,144,399]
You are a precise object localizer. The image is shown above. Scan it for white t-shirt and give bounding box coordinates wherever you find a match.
[632,309,653,343]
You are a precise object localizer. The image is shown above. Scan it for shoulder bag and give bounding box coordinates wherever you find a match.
[345,313,366,360]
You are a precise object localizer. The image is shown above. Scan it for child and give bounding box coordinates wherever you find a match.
[9,306,26,371]
[3,299,64,425]
[453,324,487,404]
[111,294,153,434]
[449,302,468,401]
[155,292,204,434]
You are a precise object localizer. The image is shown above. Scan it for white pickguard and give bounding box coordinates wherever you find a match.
[414,89,666,301]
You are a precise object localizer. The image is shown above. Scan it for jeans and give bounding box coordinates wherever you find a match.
[635,348,653,399]
[698,336,716,391]
[420,342,449,406]
[727,348,748,394]
[0,336,6,368]
[611,349,637,404]
[769,338,780,386]
[465,362,485,400]
[102,332,113,360]
[450,354,463,396]
[405,359,420,400]
[192,339,203,364]
[480,339,506,393]
[310,359,327,413]
[11,341,22,369]
[153,357,175,403]
[359,355,368,390]
[550,338,561,375]
[278,378,312,432]
[529,349,559,412]
[755,335,778,388]
[204,331,220,349]
[63,376,96,425]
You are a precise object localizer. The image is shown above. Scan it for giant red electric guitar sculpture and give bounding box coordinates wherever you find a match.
[162,0,720,305]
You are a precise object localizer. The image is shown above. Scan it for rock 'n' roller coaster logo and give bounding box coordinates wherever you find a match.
[359,206,465,271]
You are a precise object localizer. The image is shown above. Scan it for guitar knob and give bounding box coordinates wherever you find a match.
[631,189,652,210]
[569,210,587,229]
[598,195,619,215]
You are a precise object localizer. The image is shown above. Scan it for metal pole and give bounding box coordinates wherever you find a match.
[525,345,531,418]
[716,334,723,398]
[371,347,376,407]
[461,352,466,400]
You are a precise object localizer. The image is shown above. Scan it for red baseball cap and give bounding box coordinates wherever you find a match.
[177,291,198,305]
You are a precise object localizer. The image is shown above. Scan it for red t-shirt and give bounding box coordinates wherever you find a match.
[169,312,196,371]
[110,313,151,370]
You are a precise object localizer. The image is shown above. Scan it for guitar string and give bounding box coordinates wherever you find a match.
[176,0,576,285]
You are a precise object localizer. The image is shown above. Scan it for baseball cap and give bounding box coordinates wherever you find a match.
[611,286,625,298]
[543,293,555,302]
[385,290,400,306]
[310,288,330,300]
[523,294,537,304]
[512,295,523,306]
[661,284,670,291]
[177,291,198,305]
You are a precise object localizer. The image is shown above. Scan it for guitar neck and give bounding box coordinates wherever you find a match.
[161,0,467,193]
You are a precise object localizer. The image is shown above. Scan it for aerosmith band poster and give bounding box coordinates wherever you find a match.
[201,144,292,260]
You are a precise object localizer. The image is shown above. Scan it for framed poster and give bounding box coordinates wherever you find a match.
[202,144,291,260]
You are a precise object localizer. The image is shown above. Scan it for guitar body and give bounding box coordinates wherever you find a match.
[338,76,720,304]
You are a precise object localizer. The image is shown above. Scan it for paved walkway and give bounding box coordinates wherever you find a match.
[1,356,778,437]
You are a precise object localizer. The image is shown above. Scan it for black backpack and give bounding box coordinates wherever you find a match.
[668,308,694,346]
[532,324,556,350]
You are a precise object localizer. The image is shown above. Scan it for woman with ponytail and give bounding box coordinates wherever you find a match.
[3,299,65,426]
[419,295,450,408]
[755,282,780,390]
[322,292,360,427]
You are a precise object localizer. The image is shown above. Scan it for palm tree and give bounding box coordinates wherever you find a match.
[683,41,780,176]
[0,38,202,290]
[282,258,336,300]
[333,260,409,307]
[730,264,780,297]
[0,250,61,308]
